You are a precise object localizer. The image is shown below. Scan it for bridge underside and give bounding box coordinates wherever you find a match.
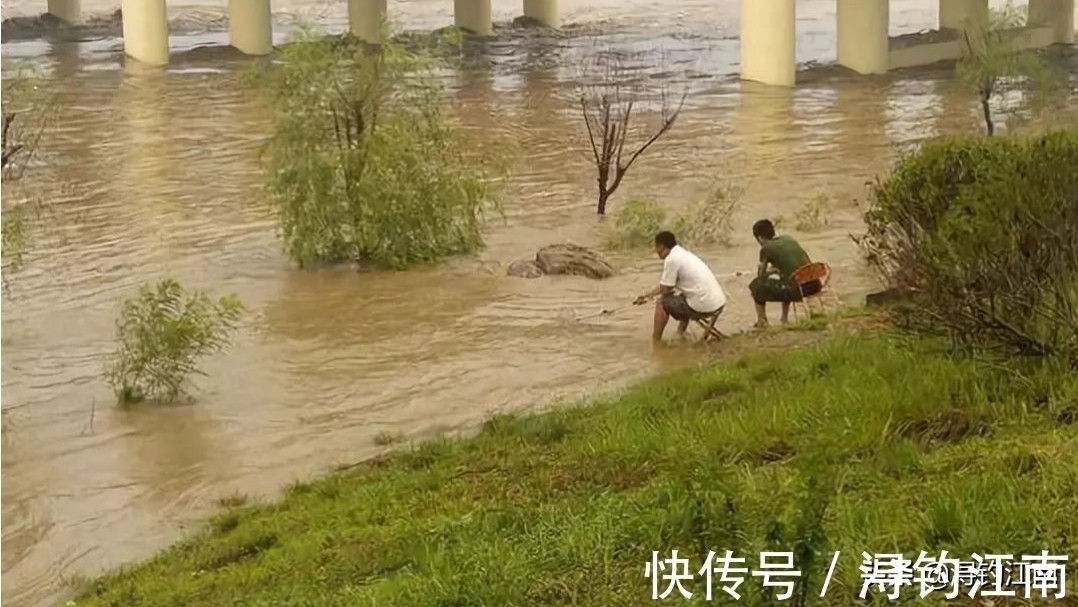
[742,0,1075,86]
[43,0,1076,82]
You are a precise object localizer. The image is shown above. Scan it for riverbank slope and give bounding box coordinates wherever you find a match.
[72,316,1078,606]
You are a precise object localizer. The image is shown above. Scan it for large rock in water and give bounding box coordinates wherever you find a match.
[507,244,615,280]
[506,259,544,279]
[536,244,615,279]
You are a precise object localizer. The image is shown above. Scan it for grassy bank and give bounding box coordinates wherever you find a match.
[74,327,1078,606]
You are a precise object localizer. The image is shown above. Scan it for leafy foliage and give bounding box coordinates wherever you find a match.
[956,2,1063,136]
[793,194,831,233]
[105,280,244,404]
[604,183,742,251]
[259,28,509,269]
[672,182,742,248]
[603,198,666,249]
[1,74,57,283]
[857,130,1078,363]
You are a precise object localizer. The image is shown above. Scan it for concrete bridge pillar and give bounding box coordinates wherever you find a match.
[46,0,80,23]
[349,0,387,42]
[229,0,273,55]
[740,0,796,87]
[1029,0,1075,44]
[939,0,988,32]
[837,0,890,74]
[121,0,170,66]
[455,0,493,36]
[523,0,558,27]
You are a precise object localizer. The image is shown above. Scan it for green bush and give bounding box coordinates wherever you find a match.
[105,280,244,404]
[858,130,1078,363]
[604,184,742,251]
[2,74,58,285]
[604,198,667,249]
[259,29,508,269]
[672,182,742,248]
[793,193,831,233]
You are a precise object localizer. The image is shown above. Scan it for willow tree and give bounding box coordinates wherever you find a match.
[2,75,55,282]
[579,52,686,215]
[957,2,1062,136]
[258,27,510,269]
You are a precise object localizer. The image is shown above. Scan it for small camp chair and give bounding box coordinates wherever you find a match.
[693,307,727,343]
[790,262,841,321]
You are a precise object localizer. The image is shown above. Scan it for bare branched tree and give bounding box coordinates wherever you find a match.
[579,52,686,215]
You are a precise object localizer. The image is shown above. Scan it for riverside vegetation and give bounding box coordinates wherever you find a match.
[258,27,510,270]
[104,279,244,404]
[73,130,1078,606]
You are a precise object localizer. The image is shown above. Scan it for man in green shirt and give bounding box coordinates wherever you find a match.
[749,219,820,328]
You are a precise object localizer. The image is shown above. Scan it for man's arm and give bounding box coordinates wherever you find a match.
[757,248,779,278]
[634,284,674,305]
[636,259,678,305]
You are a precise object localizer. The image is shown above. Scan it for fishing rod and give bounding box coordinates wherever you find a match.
[572,269,754,322]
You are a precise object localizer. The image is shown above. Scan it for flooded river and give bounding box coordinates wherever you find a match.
[2,1,1076,605]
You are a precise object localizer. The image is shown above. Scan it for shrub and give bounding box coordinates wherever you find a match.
[105,279,244,404]
[857,130,1078,363]
[793,193,830,233]
[604,198,667,249]
[604,184,742,251]
[259,28,508,269]
[2,74,58,285]
[672,182,742,248]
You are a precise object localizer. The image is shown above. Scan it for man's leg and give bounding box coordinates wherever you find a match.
[677,319,690,337]
[749,276,769,328]
[653,299,671,343]
[781,302,790,324]
[754,302,768,328]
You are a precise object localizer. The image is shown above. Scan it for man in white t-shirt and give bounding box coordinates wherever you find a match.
[633,231,727,345]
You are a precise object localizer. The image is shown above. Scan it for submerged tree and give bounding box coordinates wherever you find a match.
[258,27,510,269]
[1,74,56,283]
[957,2,1062,136]
[579,52,686,215]
[105,279,244,404]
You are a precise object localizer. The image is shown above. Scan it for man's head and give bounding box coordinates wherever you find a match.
[752,219,776,245]
[654,231,677,259]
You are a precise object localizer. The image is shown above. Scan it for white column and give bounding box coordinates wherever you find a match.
[46,0,80,23]
[939,0,988,31]
[348,0,387,43]
[740,0,796,87]
[121,0,169,66]
[1029,0,1075,44]
[837,0,890,75]
[229,0,273,56]
[455,0,493,36]
[523,0,558,27]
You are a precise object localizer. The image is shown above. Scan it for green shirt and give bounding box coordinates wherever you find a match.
[760,235,810,279]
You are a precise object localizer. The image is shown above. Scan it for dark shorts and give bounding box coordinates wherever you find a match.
[749,276,822,305]
[661,293,721,321]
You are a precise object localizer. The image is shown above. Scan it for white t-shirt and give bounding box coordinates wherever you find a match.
[660,245,727,313]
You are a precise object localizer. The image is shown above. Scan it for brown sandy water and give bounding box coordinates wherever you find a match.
[2,1,1076,605]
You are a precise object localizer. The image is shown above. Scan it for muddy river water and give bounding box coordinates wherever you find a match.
[2,0,1076,605]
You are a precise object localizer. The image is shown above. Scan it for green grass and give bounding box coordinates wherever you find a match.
[73,332,1078,607]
